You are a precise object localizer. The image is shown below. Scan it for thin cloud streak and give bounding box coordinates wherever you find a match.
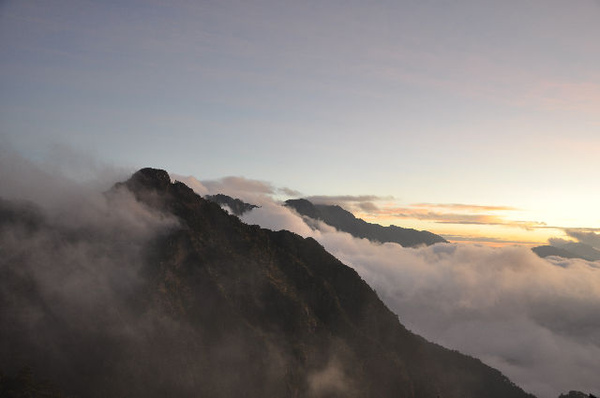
[443,235,543,246]
[306,195,392,204]
[361,203,547,231]
[171,173,301,206]
[411,203,520,212]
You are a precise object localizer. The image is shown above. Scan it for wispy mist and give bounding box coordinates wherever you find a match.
[172,174,301,206]
[5,157,599,397]
[0,152,189,395]
[0,158,352,397]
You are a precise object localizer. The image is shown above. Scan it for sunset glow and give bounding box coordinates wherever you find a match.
[2,2,600,397]
[2,0,599,244]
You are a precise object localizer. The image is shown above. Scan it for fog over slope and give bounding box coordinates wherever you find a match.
[0,153,184,395]
[1,155,598,398]
[1,158,537,397]
[183,174,600,398]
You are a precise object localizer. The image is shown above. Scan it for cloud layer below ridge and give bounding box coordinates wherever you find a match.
[207,186,600,398]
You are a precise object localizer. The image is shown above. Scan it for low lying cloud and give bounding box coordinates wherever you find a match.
[0,152,191,395]
[283,193,550,234]
[6,154,598,398]
[323,239,600,398]
[171,174,300,206]
[242,202,315,236]
[239,199,600,398]
[307,358,355,397]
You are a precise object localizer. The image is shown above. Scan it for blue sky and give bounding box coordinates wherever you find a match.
[2,0,599,244]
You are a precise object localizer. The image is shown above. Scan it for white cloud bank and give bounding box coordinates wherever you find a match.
[233,198,600,398]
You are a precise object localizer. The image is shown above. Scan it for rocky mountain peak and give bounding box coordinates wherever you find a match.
[126,167,172,192]
[0,168,536,398]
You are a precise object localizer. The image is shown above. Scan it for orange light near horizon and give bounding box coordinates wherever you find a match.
[356,210,561,248]
[444,238,540,248]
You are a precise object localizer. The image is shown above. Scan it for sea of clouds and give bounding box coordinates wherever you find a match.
[178,174,600,398]
[1,153,598,397]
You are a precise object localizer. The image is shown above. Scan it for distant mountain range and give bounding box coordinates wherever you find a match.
[206,194,447,247]
[0,168,535,398]
[533,242,600,262]
[532,245,582,259]
[285,198,448,247]
[206,193,600,264]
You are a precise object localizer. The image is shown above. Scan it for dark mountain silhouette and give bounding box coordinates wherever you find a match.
[532,243,600,262]
[532,245,581,260]
[558,392,597,398]
[205,193,258,216]
[285,198,447,247]
[552,242,600,262]
[0,168,534,397]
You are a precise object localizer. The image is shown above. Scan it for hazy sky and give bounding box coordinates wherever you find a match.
[2,0,599,245]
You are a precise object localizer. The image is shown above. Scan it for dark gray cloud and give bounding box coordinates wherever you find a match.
[548,230,600,261]
[565,229,600,249]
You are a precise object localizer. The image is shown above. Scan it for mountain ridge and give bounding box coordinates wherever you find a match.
[285,198,447,247]
[532,243,600,262]
[1,167,533,397]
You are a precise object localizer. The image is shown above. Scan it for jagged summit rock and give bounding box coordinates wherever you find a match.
[126,167,172,191]
[286,198,321,219]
